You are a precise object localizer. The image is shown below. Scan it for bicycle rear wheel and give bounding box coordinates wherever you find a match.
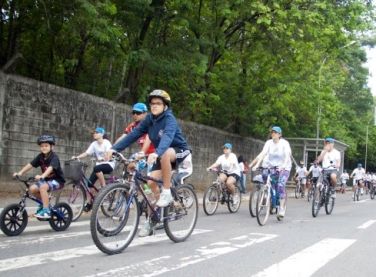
[203,184,219,215]
[249,186,259,217]
[370,188,375,200]
[55,181,85,222]
[256,187,270,226]
[355,186,360,201]
[164,185,198,243]
[325,193,335,215]
[307,186,314,202]
[228,186,241,213]
[312,185,322,218]
[90,183,139,255]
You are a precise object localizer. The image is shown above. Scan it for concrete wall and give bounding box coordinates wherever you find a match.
[0,71,264,192]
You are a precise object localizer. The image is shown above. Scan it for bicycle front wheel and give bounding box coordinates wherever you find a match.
[325,193,335,215]
[370,188,375,200]
[55,181,85,222]
[228,186,241,213]
[295,184,300,199]
[90,183,139,255]
[249,187,259,217]
[256,187,270,226]
[307,186,314,202]
[164,185,198,243]
[312,186,322,218]
[203,184,219,215]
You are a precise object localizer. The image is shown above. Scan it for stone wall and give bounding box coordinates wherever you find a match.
[0,71,264,192]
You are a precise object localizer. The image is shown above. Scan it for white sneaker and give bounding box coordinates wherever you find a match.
[331,191,336,198]
[139,222,153,237]
[156,192,173,207]
[232,195,239,205]
[361,188,364,195]
[277,207,285,218]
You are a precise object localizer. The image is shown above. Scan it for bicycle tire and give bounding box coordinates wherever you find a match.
[203,184,219,215]
[356,186,360,201]
[256,186,270,226]
[49,202,73,231]
[312,185,322,217]
[341,184,346,194]
[307,186,314,202]
[228,186,241,213]
[249,186,259,217]
[90,183,139,255]
[164,185,198,243]
[325,193,335,215]
[55,181,85,222]
[295,184,300,199]
[370,188,375,200]
[0,203,28,236]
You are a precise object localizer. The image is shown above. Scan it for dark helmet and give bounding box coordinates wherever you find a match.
[37,135,55,145]
[148,90,171,107]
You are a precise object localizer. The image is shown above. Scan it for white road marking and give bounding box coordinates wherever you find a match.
[357,220,376,229]
[81,233,278,277]
[0,229,211,272]
[252,238,355,277]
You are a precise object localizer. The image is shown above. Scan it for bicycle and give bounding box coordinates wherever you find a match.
[55,159,121,221]
[90,152,198,255]
[202,168,242,215]
[352,179,362,202]
[255,167,287,226]
[307,177,319,202]
[294,177,305,199]
[340,180,348,194]
[311,170,335,217]
[0,176,73,236]
[249,174,263,218]
[369,180,376,200]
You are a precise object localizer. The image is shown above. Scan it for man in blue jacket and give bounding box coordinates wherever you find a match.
[105,90,191,237]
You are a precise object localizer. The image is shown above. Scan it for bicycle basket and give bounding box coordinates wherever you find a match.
[64,161,88,182]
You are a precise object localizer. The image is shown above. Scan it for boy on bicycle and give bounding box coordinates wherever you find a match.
[13,135,65,219]
[293,161,308,196]
[105,90,191,237]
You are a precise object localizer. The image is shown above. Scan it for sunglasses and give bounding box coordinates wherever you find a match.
[132,111,143,115]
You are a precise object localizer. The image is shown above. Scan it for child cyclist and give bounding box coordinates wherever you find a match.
[105,90,191,237]
[71,127,115,212]
[13,135,65,219]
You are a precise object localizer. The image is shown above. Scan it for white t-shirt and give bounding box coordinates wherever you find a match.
[216,153,241,177]
[352,168,365,181]
[321,149,341,169]
[296,166,307,178]
[308,165,322,178]
[261,138,292,171]
[365,173,371,181]
[340,173,349,183]
[178,153,193,174]
[86,140,115,169]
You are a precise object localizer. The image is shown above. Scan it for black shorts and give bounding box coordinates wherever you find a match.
[151,148,191,172]
[224,173,240,182]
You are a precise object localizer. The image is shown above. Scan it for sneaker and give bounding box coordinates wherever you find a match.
[277,207,285,219]
[156,222,164,230]
[361,188,364,195]
[156,192,173,207]
[139,222,153,237]
[233,195,239,205]
[35,204,43,214]
[35,208,51,219]
[331,191,336,198]
[84,202,92,212]
[351,195,354,199]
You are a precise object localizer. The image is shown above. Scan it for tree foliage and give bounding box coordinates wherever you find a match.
[1,0,376,169]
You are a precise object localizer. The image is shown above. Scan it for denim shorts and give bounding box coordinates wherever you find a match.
[35,180,62,192]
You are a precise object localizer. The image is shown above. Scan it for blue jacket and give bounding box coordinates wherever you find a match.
[112,109,190,156]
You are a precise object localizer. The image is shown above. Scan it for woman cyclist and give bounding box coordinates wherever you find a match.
[252,126,292,219]
[207,143,241,205]
[71,127,115,211]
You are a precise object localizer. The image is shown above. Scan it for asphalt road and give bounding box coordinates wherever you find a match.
[0,191,375,277]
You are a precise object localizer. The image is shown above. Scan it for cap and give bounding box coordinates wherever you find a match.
[90,127,106,135]
[357,163,362,167]
[325,138,334,143]
[222,143,232,149]
[132,103,148,112]
[271,126,282,134]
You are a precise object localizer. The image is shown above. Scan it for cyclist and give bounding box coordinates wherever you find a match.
[175,152,193,185]
[350,163,365,197]
[293,161,308,196]
[340,169,349,193]
[71,127,115,211]
[207,143,241,205]
[13,135,65,219]
[306,160,322,187]
[316,138,341,199]
[252,126,292,219]
[365,171,371,194]
[237,155,246,194]
[105,90,191,237]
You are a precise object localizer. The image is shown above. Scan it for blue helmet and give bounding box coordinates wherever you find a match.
[344,169,347,172]
[357,163,362,167]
